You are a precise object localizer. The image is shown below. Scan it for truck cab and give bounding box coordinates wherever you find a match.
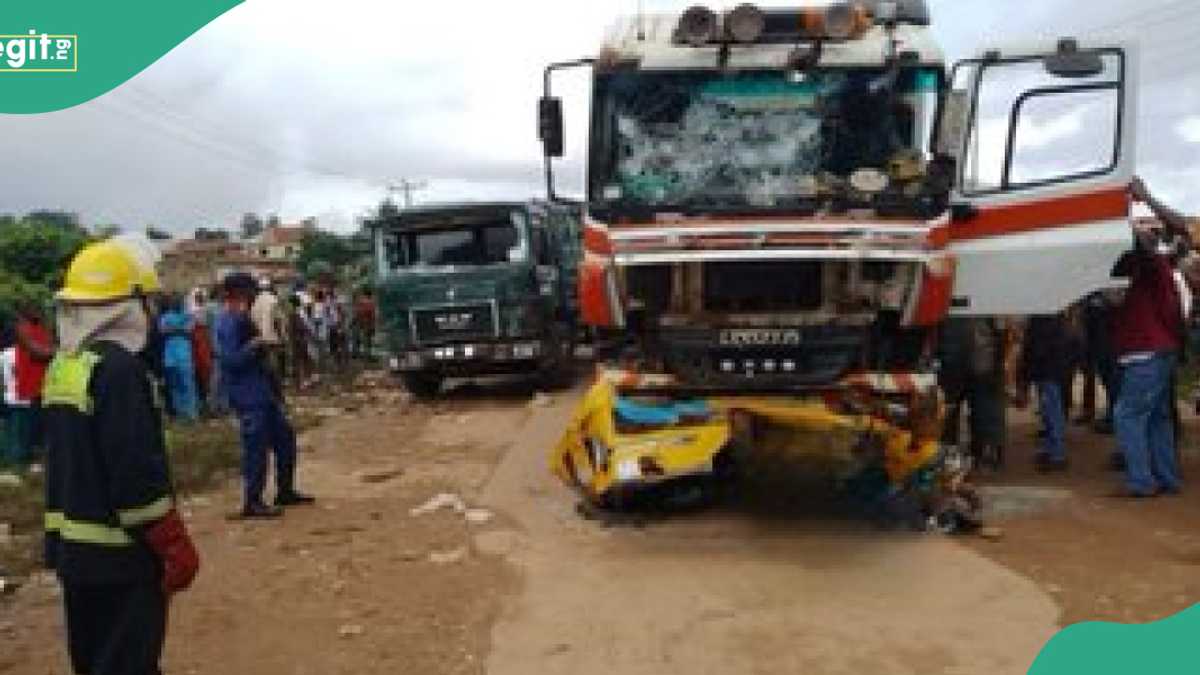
[372,202,582,396]
[541,1,1136,392]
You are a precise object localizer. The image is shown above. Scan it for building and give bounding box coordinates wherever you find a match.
[248,224,311,262]
[159,239,246,292]
[159,223,310,292]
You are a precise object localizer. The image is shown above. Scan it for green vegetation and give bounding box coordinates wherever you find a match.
[1,419,243,580]
[297,229,372,287]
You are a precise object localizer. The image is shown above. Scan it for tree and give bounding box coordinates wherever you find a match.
[194,228,231,242]
[240,213,264,241]
[301,217,318,231]
[297,230,372,286]
[145,226,173,241]
[0,217,89,302]
[24,210,79,230]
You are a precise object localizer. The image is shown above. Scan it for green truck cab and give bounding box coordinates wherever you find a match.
[372,202,583,397]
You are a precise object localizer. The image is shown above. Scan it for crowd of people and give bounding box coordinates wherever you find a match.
[0,274,378,468]
[142,280,378,424]
[944,178,1197,498]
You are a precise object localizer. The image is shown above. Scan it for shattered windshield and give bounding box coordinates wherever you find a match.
[589,68,944,217]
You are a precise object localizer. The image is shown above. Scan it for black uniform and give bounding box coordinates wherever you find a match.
[42,340,174,675]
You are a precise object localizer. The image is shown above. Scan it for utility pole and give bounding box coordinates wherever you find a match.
[387,179,428,208]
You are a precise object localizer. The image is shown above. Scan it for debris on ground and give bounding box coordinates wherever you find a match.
[530,393,552,409]
[979,526,1005,542]
[338,624,366,639]
[0,523,13,547]
[356,466,405,485]
[0,473,22,489]
[410,493,467,517]
[0,576,19,596]
[428,547,468,565]
[978,485,1072,520]
[464,509,494,526]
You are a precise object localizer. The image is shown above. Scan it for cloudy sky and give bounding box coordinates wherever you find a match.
[0,0,1197,234]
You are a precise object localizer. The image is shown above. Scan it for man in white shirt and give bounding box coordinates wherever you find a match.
[250,279,286,390]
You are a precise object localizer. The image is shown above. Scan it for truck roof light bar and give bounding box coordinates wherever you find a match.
[672,2,930,48]
[726,4,767,43]
[676,5,720,47]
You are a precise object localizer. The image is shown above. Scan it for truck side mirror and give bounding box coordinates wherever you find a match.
[1043,39,1104,78]
[538,97,565,158]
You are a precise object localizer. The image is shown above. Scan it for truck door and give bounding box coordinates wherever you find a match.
[941,39,1137,316]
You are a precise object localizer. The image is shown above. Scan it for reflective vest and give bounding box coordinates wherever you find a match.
[42,342,174,584]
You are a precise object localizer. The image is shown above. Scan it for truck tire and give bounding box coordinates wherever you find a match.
[401,373,442,399]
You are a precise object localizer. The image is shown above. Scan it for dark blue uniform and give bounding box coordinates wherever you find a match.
[214,310,297,508]
[42,341,175,675]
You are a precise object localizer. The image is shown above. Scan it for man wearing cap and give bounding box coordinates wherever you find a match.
[216,272,314,518]
[43,241,200,674]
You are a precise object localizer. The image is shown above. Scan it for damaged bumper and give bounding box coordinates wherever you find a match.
[552,368,949,502]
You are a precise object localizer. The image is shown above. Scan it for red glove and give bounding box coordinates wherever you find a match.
[144,509,200,595]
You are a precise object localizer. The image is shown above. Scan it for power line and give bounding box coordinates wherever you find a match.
[105,84,393,188]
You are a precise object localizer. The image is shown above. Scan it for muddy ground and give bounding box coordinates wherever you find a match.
[1,374,1198,674]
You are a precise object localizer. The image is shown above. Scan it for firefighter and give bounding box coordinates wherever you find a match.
[216,272,315,518]
[43,241,200,675]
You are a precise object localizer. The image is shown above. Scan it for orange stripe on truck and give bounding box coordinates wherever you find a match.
[951,185,1130,242]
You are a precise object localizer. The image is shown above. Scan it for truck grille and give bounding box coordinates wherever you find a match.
[411,303,496,344]
[660,325,867,388]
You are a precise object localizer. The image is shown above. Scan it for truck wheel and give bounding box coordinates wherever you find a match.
[401,373,442,399]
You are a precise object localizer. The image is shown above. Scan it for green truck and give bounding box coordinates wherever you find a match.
[372,202,583,397]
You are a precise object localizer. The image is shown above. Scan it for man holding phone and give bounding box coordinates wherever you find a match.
[216,273,315,519]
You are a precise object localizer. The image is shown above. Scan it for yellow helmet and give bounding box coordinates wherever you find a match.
[107,235,163,297]
[57,241,161,303]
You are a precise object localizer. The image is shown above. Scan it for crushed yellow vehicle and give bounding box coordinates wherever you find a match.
[552,369,980,531]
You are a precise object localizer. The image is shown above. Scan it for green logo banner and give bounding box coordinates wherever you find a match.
[0,1,244,114]
[1030,605,1200,674]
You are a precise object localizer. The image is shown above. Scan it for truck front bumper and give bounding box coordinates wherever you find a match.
[388,340,547,375]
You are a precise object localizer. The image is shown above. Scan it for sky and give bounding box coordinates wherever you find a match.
[0,0,1197,235]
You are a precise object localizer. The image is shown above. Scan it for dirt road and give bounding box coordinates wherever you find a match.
[481,390,1059,675]
[6,377,1196,674]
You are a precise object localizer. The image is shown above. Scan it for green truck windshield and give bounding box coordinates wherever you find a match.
[383,216,526,270]
[589,68,941,212]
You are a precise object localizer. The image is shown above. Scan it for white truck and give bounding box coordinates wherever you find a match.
[539,1,1136,526]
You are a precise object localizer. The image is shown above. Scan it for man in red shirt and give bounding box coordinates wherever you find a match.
[1114,178,1198,497]
[15,303,53,452]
